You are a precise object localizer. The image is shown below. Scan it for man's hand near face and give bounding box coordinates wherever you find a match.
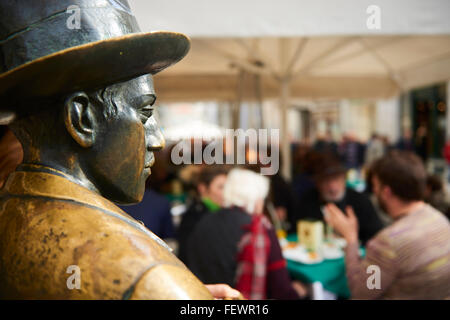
[324,203,359,244]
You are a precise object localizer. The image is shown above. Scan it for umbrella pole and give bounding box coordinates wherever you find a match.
[280,77,292,180]
[447,81,450,139]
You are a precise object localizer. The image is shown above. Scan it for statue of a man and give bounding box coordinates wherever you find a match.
[0,0,213,299]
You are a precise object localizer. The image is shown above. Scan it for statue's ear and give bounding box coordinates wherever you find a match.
[63,92,96,148]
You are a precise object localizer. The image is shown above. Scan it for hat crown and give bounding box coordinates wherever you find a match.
[0,0,140,73]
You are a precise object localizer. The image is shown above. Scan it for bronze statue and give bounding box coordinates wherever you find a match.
[0,0,214,299]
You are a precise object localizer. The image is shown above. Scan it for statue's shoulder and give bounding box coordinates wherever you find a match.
[0,194,197,299]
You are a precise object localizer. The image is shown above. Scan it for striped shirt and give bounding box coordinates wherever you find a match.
[345,204,450,299]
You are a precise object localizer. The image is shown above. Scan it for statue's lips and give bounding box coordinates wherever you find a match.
[144,155,155,168]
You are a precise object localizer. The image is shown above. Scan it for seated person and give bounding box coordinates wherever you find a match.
[325,151,450,299]
[119,184,175,240]
[290,152,383,245]
[177,165,228,263]
[186,168,307,300]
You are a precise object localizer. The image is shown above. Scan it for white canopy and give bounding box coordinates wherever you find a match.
[128,0,450,178]
[152,35,450,101]
[130,0,450,37]
[128,0,450,101]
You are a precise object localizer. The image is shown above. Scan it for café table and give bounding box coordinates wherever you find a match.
[285,234,365,299]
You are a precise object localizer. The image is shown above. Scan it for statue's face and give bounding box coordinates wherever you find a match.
[86,75,164,204]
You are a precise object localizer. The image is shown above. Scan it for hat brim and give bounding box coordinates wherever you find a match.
[0,31,190,110]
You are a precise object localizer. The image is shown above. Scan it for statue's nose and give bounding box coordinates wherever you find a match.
[148,128,165,151]
[146,117,165,151]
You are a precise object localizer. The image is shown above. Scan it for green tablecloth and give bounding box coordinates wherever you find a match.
[285,234,364,299]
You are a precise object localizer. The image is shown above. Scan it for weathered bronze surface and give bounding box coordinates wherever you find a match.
[0,0,213,299]
[0,0,190,114]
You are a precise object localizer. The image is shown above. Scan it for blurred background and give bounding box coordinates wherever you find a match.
[125,0,450,196]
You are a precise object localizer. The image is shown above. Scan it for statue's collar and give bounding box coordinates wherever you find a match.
[3,163,127,216]
[1,163,172,251]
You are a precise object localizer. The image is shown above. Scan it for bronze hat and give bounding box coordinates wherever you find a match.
[0,0,190,123]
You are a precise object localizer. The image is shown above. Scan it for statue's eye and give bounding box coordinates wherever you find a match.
[138,94,156,123]
[140,107,153,123]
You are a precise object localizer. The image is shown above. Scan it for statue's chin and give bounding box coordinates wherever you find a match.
[99,181,145,205]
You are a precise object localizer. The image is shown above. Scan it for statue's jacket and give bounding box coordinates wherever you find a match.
[0,165,212,299]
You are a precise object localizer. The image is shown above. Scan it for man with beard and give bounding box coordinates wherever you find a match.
[291,152,383,245]
[325,151,450,299]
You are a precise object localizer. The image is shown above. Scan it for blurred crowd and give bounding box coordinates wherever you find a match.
[293,130,450,220]
[115,130,450,300]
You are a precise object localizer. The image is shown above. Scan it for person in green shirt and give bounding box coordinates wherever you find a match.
[177,165,229,263]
